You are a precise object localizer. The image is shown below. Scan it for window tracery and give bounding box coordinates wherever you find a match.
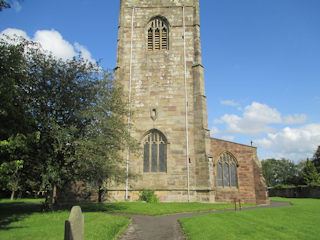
[147,17,169,51]
[217,152,238,187]
[143,129,167,173]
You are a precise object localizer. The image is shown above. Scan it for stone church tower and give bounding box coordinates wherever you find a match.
[107,0,269,204]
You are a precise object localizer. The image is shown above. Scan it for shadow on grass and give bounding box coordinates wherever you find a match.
[0,202,42,230]
[56,202,129,213]
[0,201,128,230]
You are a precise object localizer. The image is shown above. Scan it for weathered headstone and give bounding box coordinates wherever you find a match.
[64,206,84,240]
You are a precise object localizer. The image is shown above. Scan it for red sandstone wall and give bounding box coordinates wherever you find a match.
[211,138,269,204]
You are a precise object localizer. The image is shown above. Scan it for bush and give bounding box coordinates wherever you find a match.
[138,189,159,203]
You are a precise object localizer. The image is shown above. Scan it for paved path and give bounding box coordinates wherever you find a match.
[117,201,291,240]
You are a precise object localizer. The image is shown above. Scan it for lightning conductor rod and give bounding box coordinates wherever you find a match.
[126,7,135,201]
[183,5,190,202]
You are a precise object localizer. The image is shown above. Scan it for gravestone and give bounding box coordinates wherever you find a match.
[64,206,84,240]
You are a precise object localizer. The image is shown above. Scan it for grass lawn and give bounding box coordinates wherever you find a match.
[180,197,320,240]
[0,199,130,240]
[0,198,256,239]
[79,201,254,216]
[0,198,45,203]
[0,198,249,239]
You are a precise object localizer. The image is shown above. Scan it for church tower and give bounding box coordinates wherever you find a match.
[112,0,214,202]
[57,0,269,204]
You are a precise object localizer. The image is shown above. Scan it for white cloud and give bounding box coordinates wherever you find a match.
[211,126,235,142]
[0,28,95,63]
[212,101,317,161]
[213,118,224,124]
[34,30,76,60]
[283,114,307,124]
[74,42,95,63]
[213,102,307,136]
[1,28,29,40]
[243,102,282,124]
[221,100,238,107]
[255,124,320,161]
[220,113,276,136]
[220,100,242,110]
[12,0,22,12]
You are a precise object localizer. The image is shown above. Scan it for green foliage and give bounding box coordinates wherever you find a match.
[0,35,138,206]
[0,0,10,11]
[180,198,320,240]
[261,158,300,187]
[272,184,296,189]
[0,37,36,140]
[0,37,43,196]
[0,0,23,12]
[0,133,39,199]
[262,148,320,187]
[301,158,320,186]
[4,36,103,204]
[0,160,23,194]
[74,73,139,201]
[314,146,320,160]
[138,189,159,203]
[312,145,320,173]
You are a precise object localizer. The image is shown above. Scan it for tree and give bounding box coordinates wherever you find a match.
[0,0,10,11]
[1,35,139,207]
[25,44,101,207]
[295,160,307,185]
[1,36,100,205]
[74,73,139,202]
[0,36,36,141]
[278,158,299,185]
[312,146,320,173]
[0,160,23,200]
[0,37,40,198]
[0,0,23,11]
[261,158,299,187]
[301,158,320,186]
[261,158,278,187]
[0,134,30,200]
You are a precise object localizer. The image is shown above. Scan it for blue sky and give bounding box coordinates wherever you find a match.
[1,0,320,162]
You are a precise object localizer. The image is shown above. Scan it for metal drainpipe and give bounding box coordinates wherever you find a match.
[125,7,135,201]
[183,6,190,202]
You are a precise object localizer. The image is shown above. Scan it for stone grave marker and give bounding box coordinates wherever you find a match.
[64,206,84,240]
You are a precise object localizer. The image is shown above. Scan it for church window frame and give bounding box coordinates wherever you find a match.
[147,16,169,51]
[143,129,168,173]
[216,152,239,188]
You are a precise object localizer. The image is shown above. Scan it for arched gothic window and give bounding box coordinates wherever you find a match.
[217,152,238,187]
[143,129,167,173]
[147,17,169,51]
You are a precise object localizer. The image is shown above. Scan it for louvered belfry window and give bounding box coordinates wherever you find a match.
[143,129,167,173]
[147,17,169,51]
[217,152,238,188]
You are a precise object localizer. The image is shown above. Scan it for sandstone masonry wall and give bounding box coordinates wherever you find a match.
[112,0,212,202]
[211,138,269,204]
